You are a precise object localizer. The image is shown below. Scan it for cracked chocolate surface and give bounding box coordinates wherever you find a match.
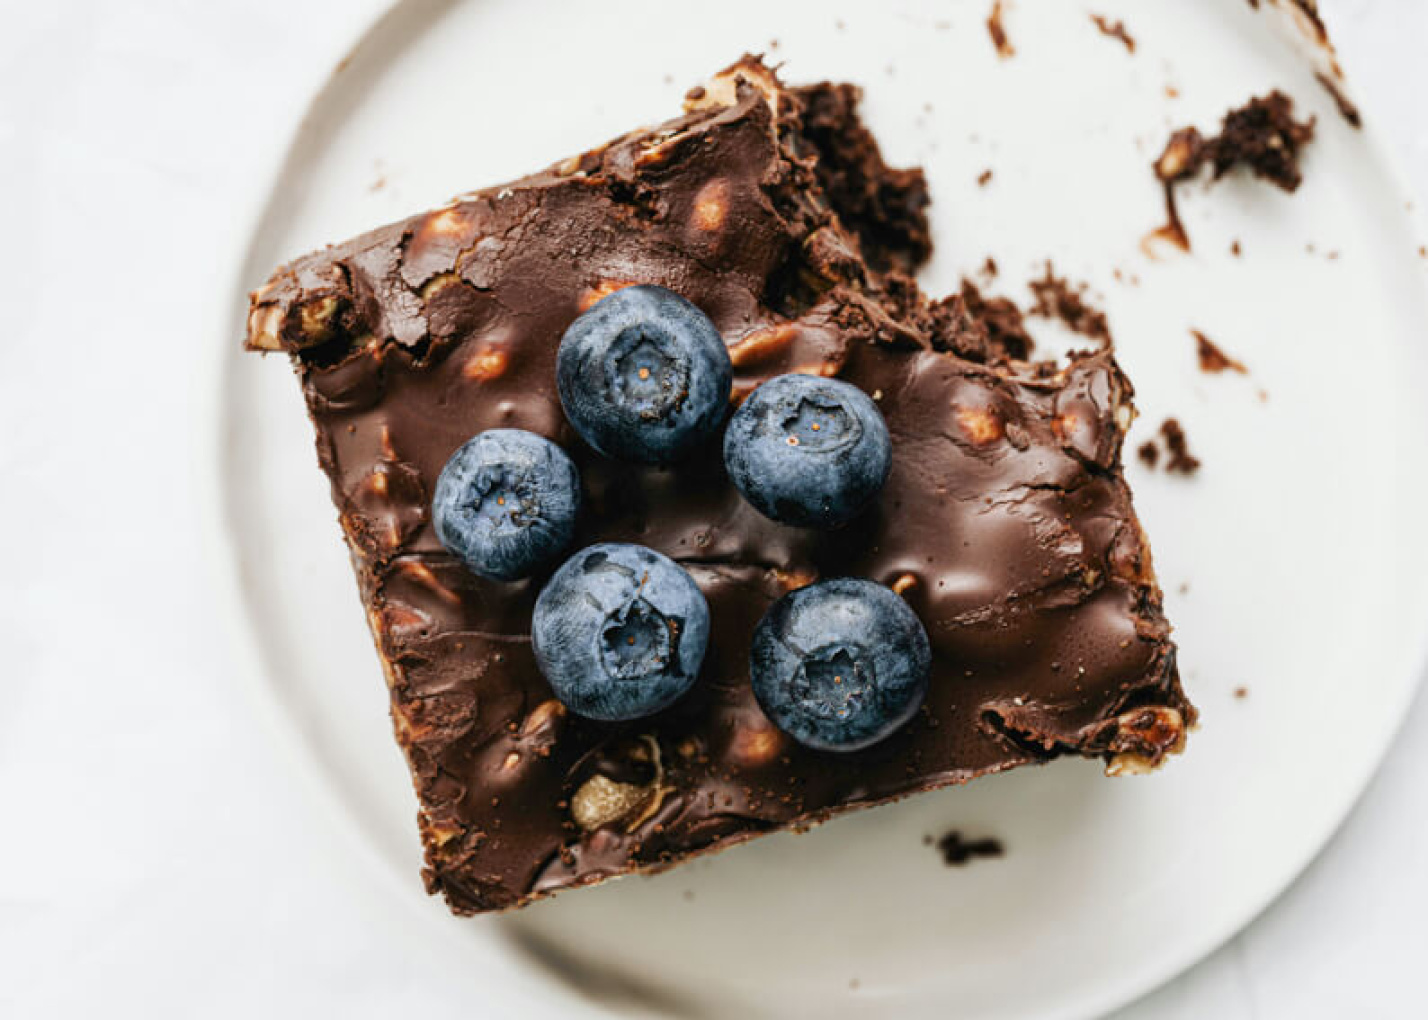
[246,57,1190,915]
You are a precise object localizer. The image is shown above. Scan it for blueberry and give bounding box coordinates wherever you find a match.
[533,543,709,721]
[750,578,930,752]
[432,429,580,582]
[557,285,733,464]
[723,374,892,528]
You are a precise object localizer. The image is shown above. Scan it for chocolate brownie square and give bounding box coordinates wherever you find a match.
[246,57,1191,914]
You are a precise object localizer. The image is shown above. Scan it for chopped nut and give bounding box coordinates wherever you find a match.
[1155,127,1204,182]
[419,272,462,302]
[1051,412,1079,445]
[380,605,429,636]
[419,205,473,240]
[683,60,780,117]
[1105,752,1158,777]
[684,74,740,112]
[297,294,343,343]
[569,735,667,832]
[578,279,638,312]
[956,405,1004,444]
[501,752,521,772]
[247,303,284,351]
[378,424,398,461]
[770,567,818,593]
[368,608,402,692]
[1104,706,1186,775]
[394,559,462,605]
[571,774,650,831]
[636,131,685,169]
[1114,403,1135,433]
[390,700,416,742]
[891,573,919,596]
[423,818,464,846]
[555,154,583,176]
[727,719,783,768]
[692,179,729,232]
[727,322,796,367]
[520,699,567,738]
[462,345,509,382]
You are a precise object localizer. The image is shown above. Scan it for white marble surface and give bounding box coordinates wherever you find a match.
[1,1,1424,1016]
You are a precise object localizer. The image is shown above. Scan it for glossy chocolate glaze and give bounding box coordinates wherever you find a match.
[246,58,1190,914]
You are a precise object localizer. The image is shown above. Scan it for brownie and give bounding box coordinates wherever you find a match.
[246,57,1191,915]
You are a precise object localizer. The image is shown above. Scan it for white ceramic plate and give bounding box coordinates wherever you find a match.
[215,1,1428,1017]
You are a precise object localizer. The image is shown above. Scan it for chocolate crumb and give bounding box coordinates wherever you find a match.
[988,0,1014,58]
[1139,419,1200,474]
[1027,264,1111,346]
[369,173,387,193]
[1178,582,1190,595]
[1165,84,1180,99]
[1314,72,1361,128]
[981,255,999,279]
[1161,418,1201,475]
[1148,92,1316,253]
[1193,329,1248,374]
[933,830,1005,866]
[1090,14,1136,53]
[977,168,994,187]
[1234,686,1249,699]
[1231,239,1243,256]
[959,279,1034,360]
[1208,91,1317,190]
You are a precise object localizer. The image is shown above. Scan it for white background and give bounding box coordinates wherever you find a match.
[1,1,1424,1016]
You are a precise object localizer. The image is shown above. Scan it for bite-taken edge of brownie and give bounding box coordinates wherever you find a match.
[245,57,1193,915]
